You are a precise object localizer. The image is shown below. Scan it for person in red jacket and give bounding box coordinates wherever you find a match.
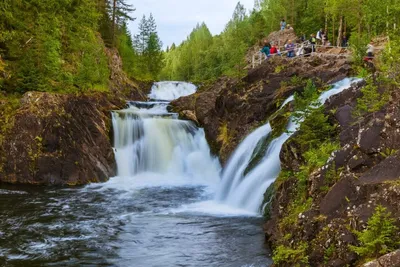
[270,43,278,54]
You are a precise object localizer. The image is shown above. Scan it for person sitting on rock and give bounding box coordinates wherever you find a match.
[287,24,293,30]
[270,43,278,54]
[280,19,286,31]
[260,40,271,58]
[285,40,295,58]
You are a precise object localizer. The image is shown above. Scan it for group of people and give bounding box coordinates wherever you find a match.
[260,19,374,61]
[280,19,294,31]
[260,39,296,58]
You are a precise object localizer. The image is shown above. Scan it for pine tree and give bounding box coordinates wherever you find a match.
[350,205,400,259]
[106,0,136,47]
[132,14,164,80]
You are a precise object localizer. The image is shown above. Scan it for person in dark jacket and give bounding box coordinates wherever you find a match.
[260,40,270,58]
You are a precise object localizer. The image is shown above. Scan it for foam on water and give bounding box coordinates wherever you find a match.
[148,81,197,101]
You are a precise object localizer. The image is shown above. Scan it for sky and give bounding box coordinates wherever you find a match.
[127,0,255,49]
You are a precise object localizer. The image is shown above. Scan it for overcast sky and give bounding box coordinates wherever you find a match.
[127,0,255,49]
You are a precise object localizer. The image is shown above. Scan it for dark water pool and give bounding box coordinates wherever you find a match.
[0,182,272,267]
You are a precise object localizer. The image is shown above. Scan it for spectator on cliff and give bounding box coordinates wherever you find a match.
[321,31,327,46]
[260,40,271,58]
[270,43,278,55]
[280,19,286,31]
[310,34,317,52]
[287,24,293,30]
[316,29,323,43]
[285,40,295,58]
[342,36,348,47]
[300,32,306,42]
[366,41,375,58]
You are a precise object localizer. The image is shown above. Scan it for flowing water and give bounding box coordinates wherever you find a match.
[215,77,362,213]
[0,82,271,267]
[0,79,360,266]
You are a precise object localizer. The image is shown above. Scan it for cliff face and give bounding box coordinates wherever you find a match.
[265,81,400,266]
[0,92,124,185]
[0,48,149,185]
[171,55,351,163]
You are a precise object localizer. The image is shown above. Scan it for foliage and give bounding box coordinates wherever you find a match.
[379,148,398,158]
[353,78,389,118]
[0,0,164,93]
[132,14,164,80]
[293,81,337,149]
[160,3,267,82]
[217,121,231,148]
[273,242,309,266]
[0,0,111,93]
[350,205,400,259]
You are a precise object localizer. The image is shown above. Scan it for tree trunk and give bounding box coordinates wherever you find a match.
[325,14,328,34]
[112,0,117,47]
[291,0,295,25]
[337,15,343,47]
[332,17,335,46]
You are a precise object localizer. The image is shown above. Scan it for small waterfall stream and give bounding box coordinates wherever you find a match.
[215,78,362,213]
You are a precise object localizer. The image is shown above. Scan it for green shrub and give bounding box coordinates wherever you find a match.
[350,205,400,260]
[273,242,309,266]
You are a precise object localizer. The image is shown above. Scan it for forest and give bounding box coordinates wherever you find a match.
[0,0,400,93]
[0,0,163,94]
[161,0,400,82]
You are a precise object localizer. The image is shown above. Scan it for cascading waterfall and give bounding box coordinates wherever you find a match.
[216,78,362,214]
[111,82,221,188]
[148,81,197,101]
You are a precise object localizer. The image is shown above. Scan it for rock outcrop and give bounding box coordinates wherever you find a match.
[171,55,351,163]
[363,250,400,267]
[265,80,400,266]
[0,92,125,185]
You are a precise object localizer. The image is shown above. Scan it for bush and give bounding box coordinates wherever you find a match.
[273,242,309,266]
[350,205,400,260]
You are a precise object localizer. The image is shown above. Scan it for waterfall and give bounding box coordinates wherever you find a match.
[216,78,362,213]
[111,82,221,188]
[148,81,197,101]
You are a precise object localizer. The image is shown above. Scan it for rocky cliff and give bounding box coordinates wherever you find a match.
[0,49,148,185]
[264,79,400,266]
[171,55,351,163]
[0,92,124,185]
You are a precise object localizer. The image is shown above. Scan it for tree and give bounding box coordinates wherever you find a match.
[132,14,164,80]
[106,0,135,46]
[350,205,400,259]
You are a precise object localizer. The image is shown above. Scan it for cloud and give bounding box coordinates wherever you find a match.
[126,0,255,48]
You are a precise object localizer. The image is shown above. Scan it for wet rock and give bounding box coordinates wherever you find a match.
[0,92,125,185]
[171,55,352,164]
[363,250,400,267]
[359,152,400,184]
[320,176,357,217]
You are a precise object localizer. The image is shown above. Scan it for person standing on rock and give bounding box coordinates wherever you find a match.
[309,34,317,52]
[280,19,286,31]
[316,29,323,44]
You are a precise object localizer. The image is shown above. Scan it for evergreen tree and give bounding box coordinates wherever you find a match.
[106,0,136,46]
[133,13,164,80]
